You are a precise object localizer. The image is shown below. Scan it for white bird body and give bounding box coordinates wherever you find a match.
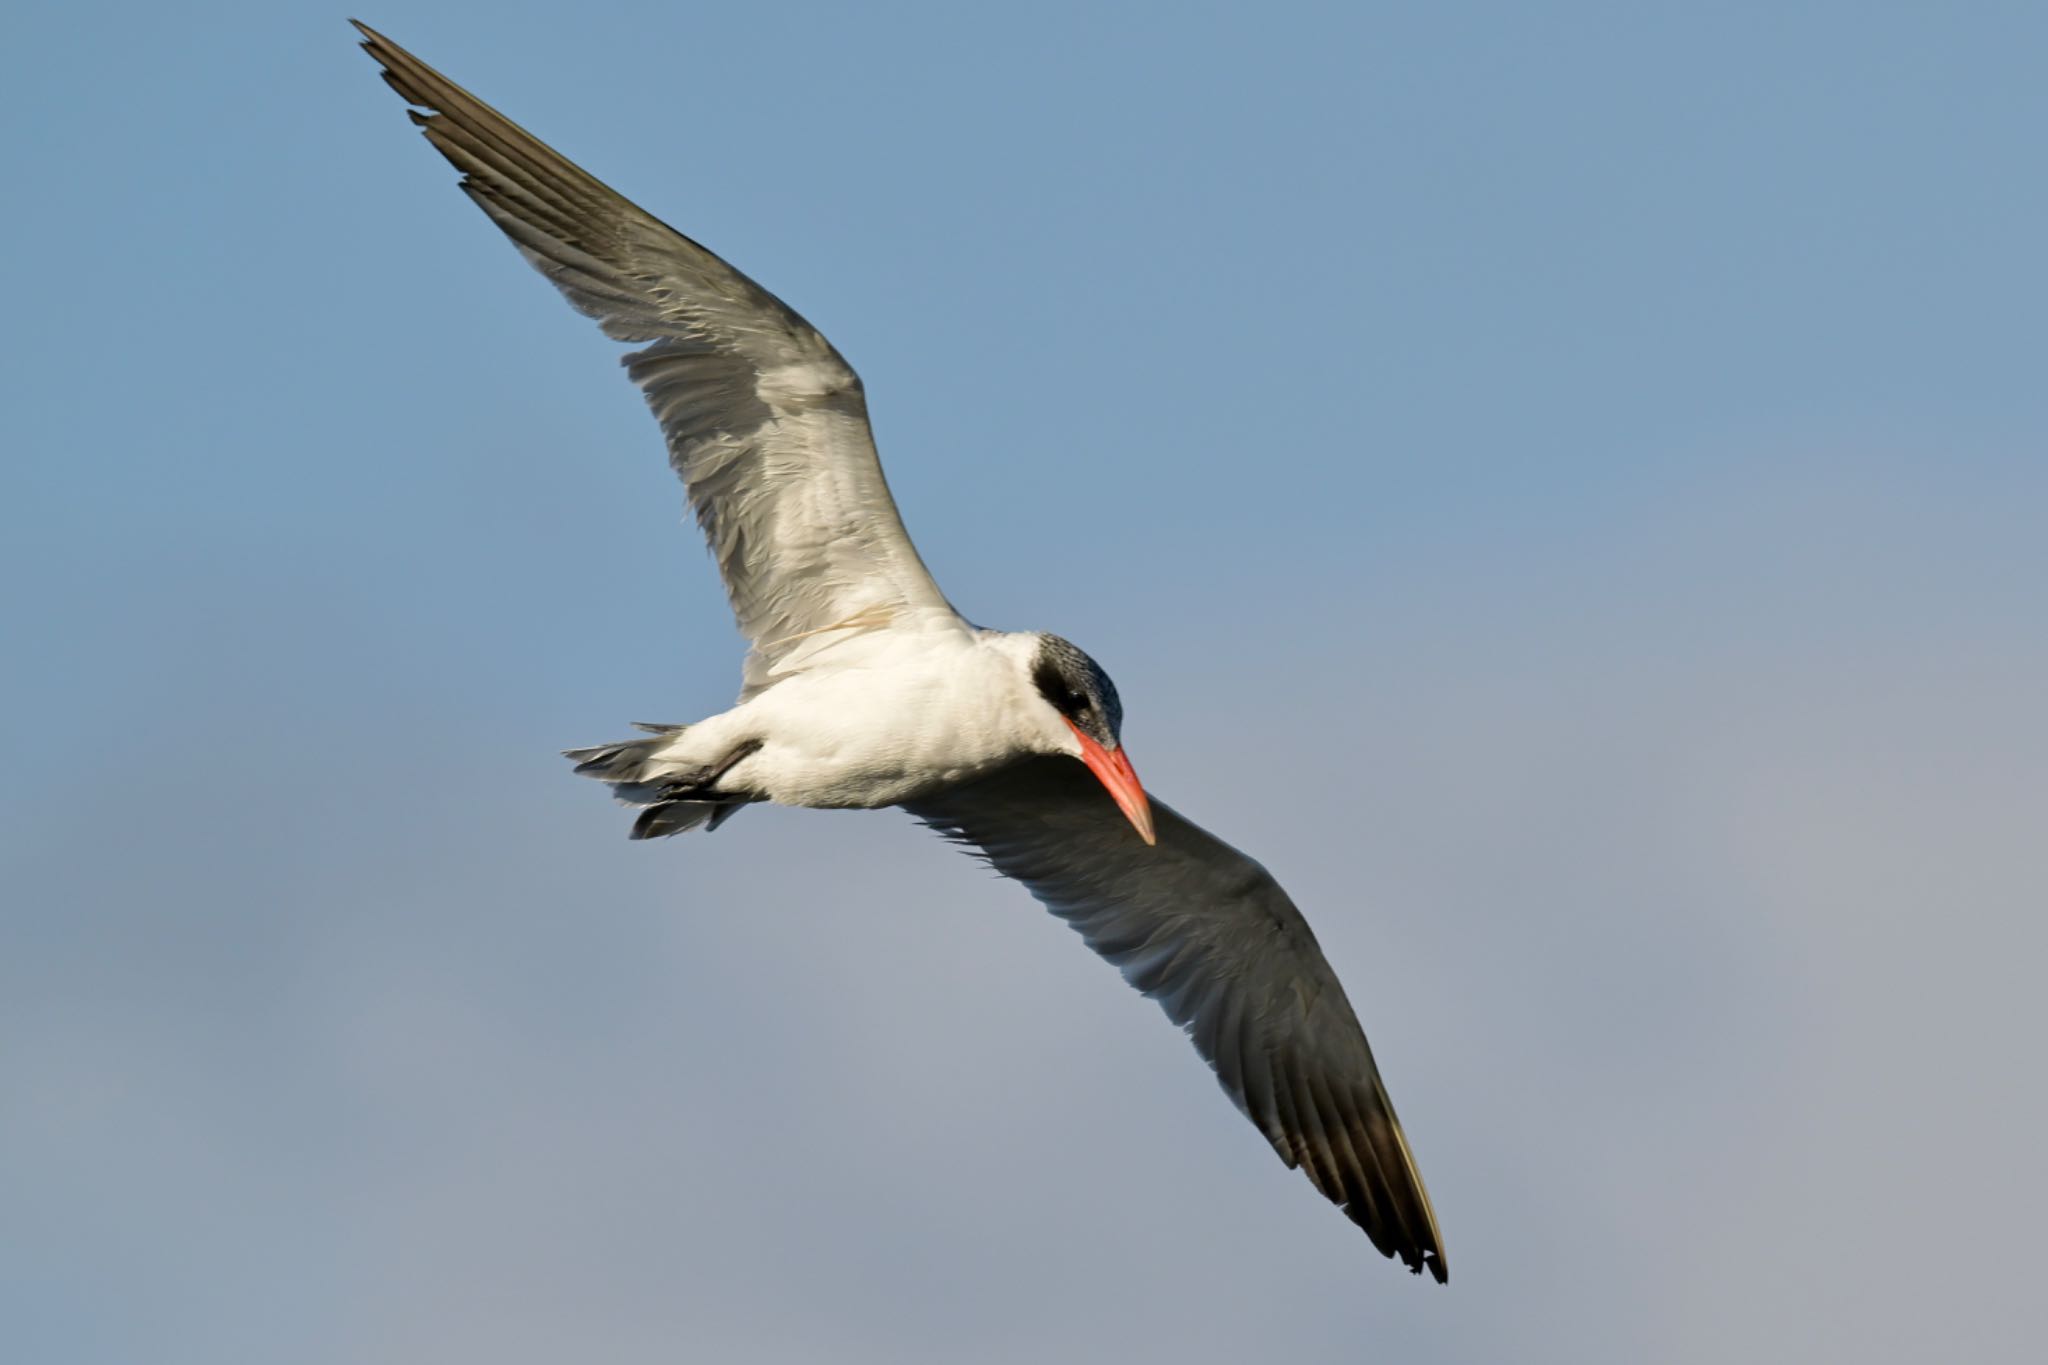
[358,20,1449,1284]
[641,623,1075,809]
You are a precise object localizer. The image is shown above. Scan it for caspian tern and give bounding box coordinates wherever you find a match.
[356,21,1448,1283]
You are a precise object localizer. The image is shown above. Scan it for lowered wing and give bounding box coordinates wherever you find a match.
[908,756,1448,1282]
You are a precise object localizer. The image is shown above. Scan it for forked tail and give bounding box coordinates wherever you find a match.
[563,723,757,839]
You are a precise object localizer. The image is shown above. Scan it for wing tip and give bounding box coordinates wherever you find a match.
[1371,1164,1449,1285]
[1358,1198,1447,1283]
[1363,1193,1448,1284]
[349,19,398,70]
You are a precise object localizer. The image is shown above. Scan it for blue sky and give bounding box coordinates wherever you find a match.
[5,2,2046,1360]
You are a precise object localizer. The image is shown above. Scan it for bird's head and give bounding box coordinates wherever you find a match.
[1024,633,1155,846]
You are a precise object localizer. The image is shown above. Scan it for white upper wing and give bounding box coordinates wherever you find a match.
[359,24,958,694]
[907,757,1448,1282]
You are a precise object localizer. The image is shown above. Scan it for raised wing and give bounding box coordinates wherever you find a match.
[907,757,1448,1282]
[355,23,958,694]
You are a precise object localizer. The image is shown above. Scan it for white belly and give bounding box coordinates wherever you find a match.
[710,625,1043,809]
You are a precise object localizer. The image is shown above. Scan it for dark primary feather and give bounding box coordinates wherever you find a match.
[353,21,955,696]
[907,757,1448,1282]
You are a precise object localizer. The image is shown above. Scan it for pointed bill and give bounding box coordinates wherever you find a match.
[1065,720,1156,846]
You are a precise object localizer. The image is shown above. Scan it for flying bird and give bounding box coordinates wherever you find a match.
[354,20,1447,1283]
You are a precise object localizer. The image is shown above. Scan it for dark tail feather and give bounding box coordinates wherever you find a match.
[562,725,755,839]
[630,799,737,839]
[564,722,685,783]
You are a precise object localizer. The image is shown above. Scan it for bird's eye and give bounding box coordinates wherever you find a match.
[1034,661,1085,719]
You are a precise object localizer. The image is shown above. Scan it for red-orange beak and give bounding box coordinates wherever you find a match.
[1065,719,1156,846]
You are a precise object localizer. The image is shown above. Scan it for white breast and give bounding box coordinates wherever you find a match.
[724,621,1054,809]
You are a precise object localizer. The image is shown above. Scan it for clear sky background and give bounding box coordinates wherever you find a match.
[5,2,2045,1361]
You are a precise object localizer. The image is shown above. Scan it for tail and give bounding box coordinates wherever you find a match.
[563,723,754,839]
